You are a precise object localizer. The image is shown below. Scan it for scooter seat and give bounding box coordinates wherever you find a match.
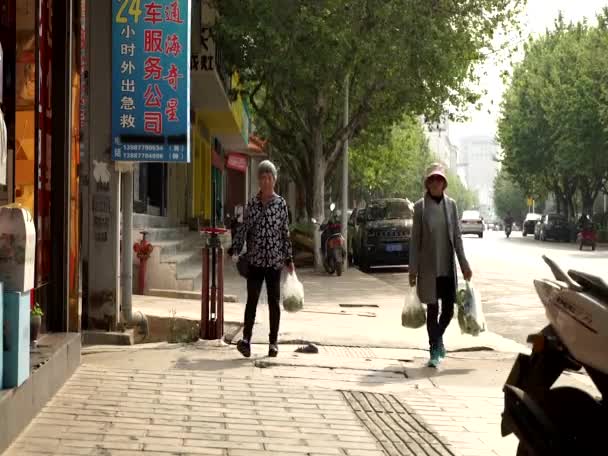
[568,270,608,301]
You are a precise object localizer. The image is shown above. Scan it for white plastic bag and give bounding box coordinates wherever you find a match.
[456,281,487,336]
[401,288,426,329]
[282,271,304,312]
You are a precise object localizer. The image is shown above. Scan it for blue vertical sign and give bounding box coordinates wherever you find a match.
[112,0,191,162]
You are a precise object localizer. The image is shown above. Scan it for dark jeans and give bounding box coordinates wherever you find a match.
[427,276,456,350]
[243,265,282,344]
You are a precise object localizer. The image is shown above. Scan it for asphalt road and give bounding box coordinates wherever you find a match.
[364,230,608,344]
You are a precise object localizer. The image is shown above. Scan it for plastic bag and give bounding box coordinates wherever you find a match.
[401,288,426,329]
[282,271,304,312]
[456,282,487,336]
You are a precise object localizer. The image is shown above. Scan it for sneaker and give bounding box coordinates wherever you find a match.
[438,343,447,360]
[268,344,279,358]
[237,340,251,358]
[427,348,440,368]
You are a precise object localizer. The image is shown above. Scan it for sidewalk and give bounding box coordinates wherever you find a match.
[135,265,526,353]
[6,340,594,456]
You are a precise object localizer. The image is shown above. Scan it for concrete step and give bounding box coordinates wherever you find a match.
[133,226,190,243]
[153,240,181,260]
[133,214,173,229]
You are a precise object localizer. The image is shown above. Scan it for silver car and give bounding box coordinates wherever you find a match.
[460,210,484,238]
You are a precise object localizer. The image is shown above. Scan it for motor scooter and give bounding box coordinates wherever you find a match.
[505,224,512,238]
[577,225,596,251]
[501,255,608,456]
[312,203,346,276]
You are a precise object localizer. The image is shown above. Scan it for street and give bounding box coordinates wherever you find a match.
[370,230,608,344]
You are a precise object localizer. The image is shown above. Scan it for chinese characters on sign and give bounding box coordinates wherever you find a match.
[112,0,191,162]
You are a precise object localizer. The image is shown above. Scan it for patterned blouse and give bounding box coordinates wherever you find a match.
[231,193,293,269]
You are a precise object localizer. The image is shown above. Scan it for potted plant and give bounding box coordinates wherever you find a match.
[31,304,43,346]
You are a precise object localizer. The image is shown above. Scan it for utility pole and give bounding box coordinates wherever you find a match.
[341,75,349,270]
[120,167,133,322]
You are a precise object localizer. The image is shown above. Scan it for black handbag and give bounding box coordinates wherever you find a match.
[236,255,249,278]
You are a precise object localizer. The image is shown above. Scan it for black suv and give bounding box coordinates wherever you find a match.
[355,198,413,272]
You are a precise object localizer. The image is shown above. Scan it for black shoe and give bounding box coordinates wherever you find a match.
[268,344,279,358]
[237,340,251,358]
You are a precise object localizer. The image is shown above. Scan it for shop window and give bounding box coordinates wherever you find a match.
[14,0,35,215]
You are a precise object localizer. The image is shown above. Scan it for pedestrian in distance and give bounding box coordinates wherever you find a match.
[228,160,294,358]
[409,163,473,368]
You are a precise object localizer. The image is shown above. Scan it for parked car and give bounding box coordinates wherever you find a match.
[356,198,413,272]
[522,213,542,237]
[460,210,484,238]
[534,213,570,242]
[347,208,366,265]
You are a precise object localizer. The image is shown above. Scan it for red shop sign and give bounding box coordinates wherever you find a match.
[226,153,248,173]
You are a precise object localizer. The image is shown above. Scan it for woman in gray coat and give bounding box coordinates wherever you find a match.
[409,163,473,367]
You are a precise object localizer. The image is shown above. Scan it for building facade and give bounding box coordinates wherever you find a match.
[458,135,501,219]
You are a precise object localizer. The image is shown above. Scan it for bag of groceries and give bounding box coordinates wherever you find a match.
[282,271,304,312]
[401,288,426,329]
[456,281,486,336]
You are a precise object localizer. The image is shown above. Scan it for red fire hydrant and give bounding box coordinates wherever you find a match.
[133,231,154,295]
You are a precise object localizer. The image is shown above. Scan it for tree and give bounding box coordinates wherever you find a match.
[493,169,528,222]
[217,0,525,266]
[498,12,608,220]
[349,116,432,203]
[445,170,478,218]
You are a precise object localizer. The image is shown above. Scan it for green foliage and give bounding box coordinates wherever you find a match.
[349,116,432,202]
[498,11,608,218]
[216,0,526,218]
[493,169,529,221]
[446,170,479,217]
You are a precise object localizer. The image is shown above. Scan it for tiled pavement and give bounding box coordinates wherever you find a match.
[6,364,453,456]
[5,356,518,456]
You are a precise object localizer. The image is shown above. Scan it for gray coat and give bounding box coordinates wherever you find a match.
[409,194,470,304]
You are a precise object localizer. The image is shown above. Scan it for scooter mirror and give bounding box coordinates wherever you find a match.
[330,203,336,211]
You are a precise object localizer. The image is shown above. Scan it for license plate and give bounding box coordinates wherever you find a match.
[386,244,403,252]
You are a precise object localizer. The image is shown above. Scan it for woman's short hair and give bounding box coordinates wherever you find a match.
[258,160,277,180]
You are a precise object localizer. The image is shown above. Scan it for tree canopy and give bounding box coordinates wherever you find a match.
[493,168,530,222]
[349,116,432,203]
[216,0,524,266]
[498,11,608,219]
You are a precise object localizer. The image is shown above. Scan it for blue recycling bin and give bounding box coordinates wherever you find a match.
[3,289,30,389]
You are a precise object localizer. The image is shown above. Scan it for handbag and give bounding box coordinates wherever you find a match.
[236,254,249,278]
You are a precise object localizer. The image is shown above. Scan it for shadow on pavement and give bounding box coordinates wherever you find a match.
[405,366,475,379]
[173,355,252,371]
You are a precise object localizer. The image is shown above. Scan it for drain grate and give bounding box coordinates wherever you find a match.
[341,391,457,456]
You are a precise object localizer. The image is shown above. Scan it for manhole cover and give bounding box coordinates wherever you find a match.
[339,304,379,308]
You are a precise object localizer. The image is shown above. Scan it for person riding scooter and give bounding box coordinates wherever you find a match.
[504,212,514,238]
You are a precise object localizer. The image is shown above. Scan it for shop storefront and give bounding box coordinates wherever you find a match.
[0,0,83,451]
[1,0,82,334]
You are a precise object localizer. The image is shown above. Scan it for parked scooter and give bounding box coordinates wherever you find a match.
[312,203,346,276]
[501,255,608,456]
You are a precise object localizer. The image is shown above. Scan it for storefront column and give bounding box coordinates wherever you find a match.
[81,0,120,330]
[47,0,73,332]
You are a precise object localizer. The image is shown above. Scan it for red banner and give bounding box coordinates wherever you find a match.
[226,153,247,173]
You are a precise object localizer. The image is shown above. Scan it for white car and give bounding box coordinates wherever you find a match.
[460,210,484,238]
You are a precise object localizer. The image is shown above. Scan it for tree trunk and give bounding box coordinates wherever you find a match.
[311,128,326,270]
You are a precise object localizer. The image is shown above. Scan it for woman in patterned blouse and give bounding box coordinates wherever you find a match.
[229,160,294,358]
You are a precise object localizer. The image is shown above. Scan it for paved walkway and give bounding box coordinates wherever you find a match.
[8,364,462,456]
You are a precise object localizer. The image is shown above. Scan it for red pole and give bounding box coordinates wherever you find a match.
[200,246,210,339]
[216,246,224,339]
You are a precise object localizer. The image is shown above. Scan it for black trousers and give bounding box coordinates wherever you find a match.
[427,276,456,350]
[243,265,282,344]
